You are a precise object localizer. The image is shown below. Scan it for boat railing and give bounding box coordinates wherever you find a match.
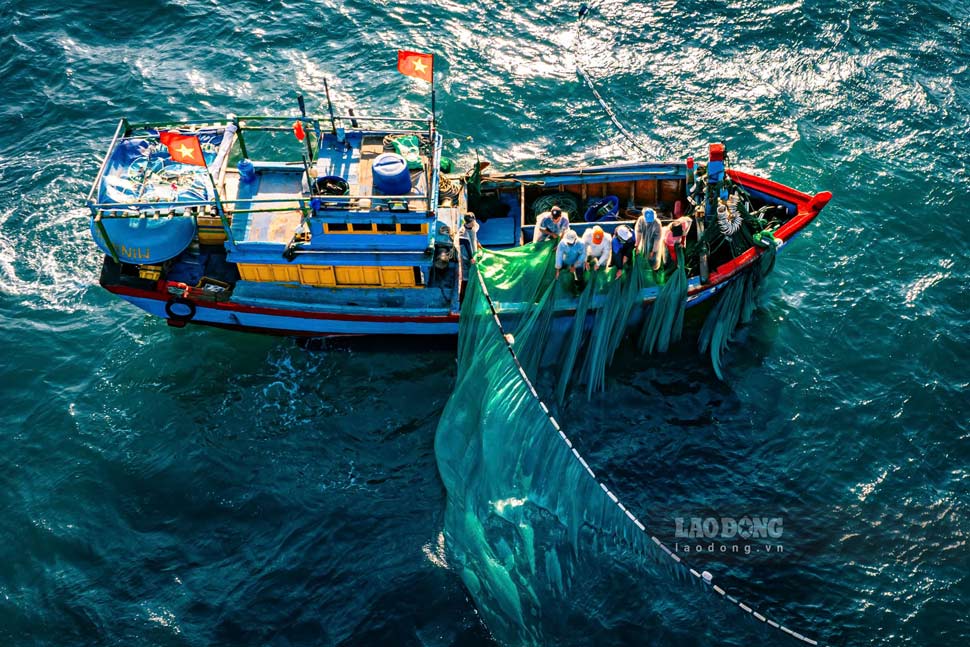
[89,193,435,216]
[229,113,432,137]
[85,118,128,207]
[89,112,441,258]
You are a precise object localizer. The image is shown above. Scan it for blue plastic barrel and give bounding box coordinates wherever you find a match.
[237,159,257,183]
[372,153,412,195]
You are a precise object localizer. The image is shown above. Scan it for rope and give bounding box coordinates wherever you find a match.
[470,263,824,645]
[717,198,744,237]
[439,176,461,200]
[573,3,654,157]
[532,192,581,218]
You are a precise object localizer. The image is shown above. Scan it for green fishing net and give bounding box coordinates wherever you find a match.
[436,258,677,646]
[434,239,818,645]
[390,134,423,169]
[639,247,687,355]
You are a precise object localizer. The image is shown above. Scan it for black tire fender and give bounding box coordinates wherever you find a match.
[165,296,196,322]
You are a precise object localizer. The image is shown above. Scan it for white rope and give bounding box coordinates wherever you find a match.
[468,262,824,645]
[573,3,655,158]
[717,198,744,237]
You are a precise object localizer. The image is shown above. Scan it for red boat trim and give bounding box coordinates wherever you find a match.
[691,171,832,291]
[169,319,382,337]
[728,169,810,205]
[106,171,829,321]
[107,284,461,324]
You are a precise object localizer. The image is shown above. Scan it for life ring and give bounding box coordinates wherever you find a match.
[165,296,196,322]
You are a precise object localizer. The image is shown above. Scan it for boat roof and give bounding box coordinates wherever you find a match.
[86,113,441,217]
[481,159,687,186]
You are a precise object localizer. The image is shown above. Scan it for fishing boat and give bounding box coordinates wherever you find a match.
[86,107,831,338]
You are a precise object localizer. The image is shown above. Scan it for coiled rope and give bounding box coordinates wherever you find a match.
[717,196,745,237]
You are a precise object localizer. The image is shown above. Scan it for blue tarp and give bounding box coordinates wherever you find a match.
[96,129,227,209]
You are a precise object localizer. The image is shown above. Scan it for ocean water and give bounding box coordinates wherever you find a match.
[0,0,967,645]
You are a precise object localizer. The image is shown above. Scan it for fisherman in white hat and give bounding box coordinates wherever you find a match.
[555,228,587,292]
[555,229,586,276]
[611,224,636,279]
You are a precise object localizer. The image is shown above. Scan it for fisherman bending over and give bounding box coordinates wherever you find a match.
[555,229,586,290]
[533,205,570,243]
[664,214,693,270]
[583,225,612,272]
[611,224,636,279]
[634,208,664,271]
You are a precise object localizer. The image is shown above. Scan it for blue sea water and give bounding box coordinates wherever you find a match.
[0,0,967,645]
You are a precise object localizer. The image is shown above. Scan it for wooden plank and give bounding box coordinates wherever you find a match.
[356,135,385,209]
[635,179,658,206]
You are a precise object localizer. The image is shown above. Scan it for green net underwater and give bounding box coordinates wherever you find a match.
[433,241,823,645]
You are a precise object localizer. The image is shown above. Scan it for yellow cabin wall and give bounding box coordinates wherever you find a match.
[237,263,417,288]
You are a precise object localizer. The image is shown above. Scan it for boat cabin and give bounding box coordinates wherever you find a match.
[87,112,466,331]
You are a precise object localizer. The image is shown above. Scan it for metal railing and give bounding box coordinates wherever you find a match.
[87,111,442,259]
[89,192,435,216]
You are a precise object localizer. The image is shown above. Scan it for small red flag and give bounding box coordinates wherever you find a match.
[293,121,306,141]
[159,131,206,167]
[397,50,433,83]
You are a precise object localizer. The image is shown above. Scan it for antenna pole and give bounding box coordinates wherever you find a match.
[323,78,337,134]
[296,93,315,161]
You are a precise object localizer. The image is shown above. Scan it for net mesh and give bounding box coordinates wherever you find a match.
[434,242,822,645]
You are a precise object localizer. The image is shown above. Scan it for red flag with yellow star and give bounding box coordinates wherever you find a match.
[397,50,433,83]
[159,131,206,167]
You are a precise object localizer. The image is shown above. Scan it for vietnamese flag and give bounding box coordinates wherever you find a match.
[397,50,433,83]
[159,131,206,167]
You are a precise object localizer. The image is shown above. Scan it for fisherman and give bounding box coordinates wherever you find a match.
[634,207,664,271]
[555,229,587,290]
[611,224,636,279]
[533,205,570,243]
[459,212,480,263]
[582,225,612,272]
[664,214,694,269]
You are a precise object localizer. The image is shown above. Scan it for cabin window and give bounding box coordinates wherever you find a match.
[323,222,427,234]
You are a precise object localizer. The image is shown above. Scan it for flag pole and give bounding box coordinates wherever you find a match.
[323,77,337,134]
[297,94,315,161]
[431,60,436,131]
[201,146,234,249]
[429,65,435,218]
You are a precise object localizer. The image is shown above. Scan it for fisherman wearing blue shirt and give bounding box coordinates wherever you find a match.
[554,229,586,287]
[533,206,570,243]
[611,224,636,278]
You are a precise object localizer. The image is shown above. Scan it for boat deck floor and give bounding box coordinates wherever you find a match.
[226,169,305,244]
